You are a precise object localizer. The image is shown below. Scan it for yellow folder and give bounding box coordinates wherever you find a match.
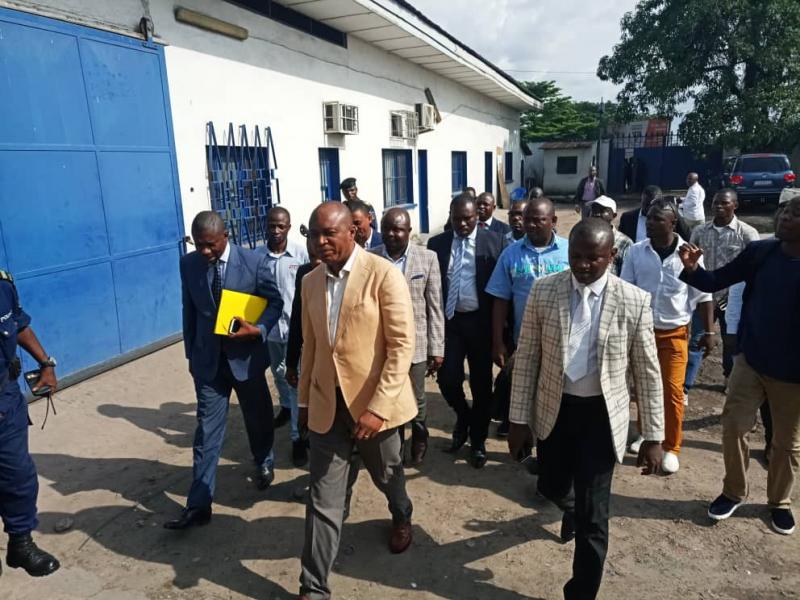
[214,289,268,335]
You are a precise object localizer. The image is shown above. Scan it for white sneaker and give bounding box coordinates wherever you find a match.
[629,435,645,454]
[683,392,689,406]
[662,451,680,474]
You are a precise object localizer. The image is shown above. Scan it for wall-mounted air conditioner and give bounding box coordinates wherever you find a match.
[390,110,418,141]
[415,103,436,132]
[323,102,359,134]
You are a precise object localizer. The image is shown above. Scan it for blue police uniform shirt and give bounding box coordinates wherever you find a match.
[0,277,31,400]
[486,233,570,342]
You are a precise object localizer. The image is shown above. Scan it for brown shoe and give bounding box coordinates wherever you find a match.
[389,521,413,554]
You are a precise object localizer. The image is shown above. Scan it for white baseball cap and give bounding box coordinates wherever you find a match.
[589,195,617,213]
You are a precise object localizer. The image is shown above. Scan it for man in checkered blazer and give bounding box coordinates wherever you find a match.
[508,218,665,600]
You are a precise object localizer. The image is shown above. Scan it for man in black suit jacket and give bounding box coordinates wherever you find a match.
[574,165,606,218]
[427,193,505,468]
[477,192,512,236]
[619,185,693,242]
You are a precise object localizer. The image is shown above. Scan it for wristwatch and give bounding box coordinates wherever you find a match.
[39,356,57,368]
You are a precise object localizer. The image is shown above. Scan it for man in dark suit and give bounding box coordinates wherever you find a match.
[619,185,693,242]
[344,199,382,249]
[574,165,606,218]
[477,192,512,236]
[165,211,283,530]
[427,193,505,468]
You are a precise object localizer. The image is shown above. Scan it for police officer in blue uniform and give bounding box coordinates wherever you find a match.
[0,270,60,577]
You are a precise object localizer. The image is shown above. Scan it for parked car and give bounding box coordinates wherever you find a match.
[719,153,796,205]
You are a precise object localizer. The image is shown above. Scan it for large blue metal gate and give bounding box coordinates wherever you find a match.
[0,8,184,382]
[607,134,722,194]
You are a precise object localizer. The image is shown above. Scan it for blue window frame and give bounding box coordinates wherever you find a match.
[452,151,467,195]
[382,149,414,207]
[504,151,513,182]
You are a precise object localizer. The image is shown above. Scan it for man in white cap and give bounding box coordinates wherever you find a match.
[588,196,633,276]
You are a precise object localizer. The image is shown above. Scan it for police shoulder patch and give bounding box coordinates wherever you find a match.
[0,270,14,283]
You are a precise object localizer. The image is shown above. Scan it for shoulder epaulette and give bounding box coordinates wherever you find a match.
[0,270,13,283]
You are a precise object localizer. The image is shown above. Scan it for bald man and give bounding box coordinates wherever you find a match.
[509,218,664,599]
[371,208,444,466]
[428,193,505,468]
[166,211,283,530]
[680,172,706,230]
[298,203,417,600]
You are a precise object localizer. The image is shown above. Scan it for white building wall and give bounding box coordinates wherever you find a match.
[3,0,524,237]
[542,148,595,196]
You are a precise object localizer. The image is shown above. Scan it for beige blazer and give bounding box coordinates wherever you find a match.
[509,270,664,462]
[298,248,417,434]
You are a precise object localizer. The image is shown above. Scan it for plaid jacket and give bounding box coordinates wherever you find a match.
[371,243,445,364]
[509,270,664,462]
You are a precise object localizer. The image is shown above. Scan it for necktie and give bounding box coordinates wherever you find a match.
[479,221,487,229]
[565,286,592,382]
[212,261,223,306]
[445,238,465,320]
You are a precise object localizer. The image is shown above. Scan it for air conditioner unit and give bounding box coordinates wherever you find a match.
[323,102,359,134]
[415,103,436,132]
[390,110,418,141]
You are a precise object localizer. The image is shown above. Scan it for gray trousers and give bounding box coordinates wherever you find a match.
[300,392,412,600]
[409,361,427,423]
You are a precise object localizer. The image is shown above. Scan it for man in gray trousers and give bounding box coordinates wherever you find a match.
[297,202,418,600]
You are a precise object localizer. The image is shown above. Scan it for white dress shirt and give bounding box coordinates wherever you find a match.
[635,210,648,243]
[325,245,360,346]
[620,236,712,329]
[448,227,479,313]
[681,182,706,221]
[563,273,608,397]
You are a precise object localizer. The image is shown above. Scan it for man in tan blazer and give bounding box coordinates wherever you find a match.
[298,202,417,600]
[508,218,665,600]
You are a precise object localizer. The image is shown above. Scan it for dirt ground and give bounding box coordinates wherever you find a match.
[5,202,798,600]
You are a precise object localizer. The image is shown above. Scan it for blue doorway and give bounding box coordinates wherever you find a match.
[0,7,183,382]
[418,150,429,233]
[484,151,493,195]
[318,148,341,202]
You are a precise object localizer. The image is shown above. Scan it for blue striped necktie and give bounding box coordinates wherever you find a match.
[446,237,465,320]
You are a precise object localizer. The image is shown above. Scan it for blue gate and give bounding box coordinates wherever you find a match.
[0,8,184,382]
[607,134,722,194]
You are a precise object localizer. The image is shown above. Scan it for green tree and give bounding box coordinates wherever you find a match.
[520,81,615,142]
[597,0,800,152]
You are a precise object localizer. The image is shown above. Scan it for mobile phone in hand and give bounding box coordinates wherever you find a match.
[228,318,242,334]
[23,370,52,397]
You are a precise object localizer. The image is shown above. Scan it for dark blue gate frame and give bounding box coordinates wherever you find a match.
[606,134,722,195]
[0,8,185,388]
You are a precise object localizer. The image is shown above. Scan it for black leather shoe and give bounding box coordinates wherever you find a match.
[469,446,488,469]
[274,407,291,428]
[163,506,212,530]
[257,464,275,490]
[560,511,576,543]
[446,421,469,453]
[6,534,60,577]
[292,441,308,468]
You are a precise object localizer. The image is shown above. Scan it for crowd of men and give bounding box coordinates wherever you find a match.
[3,171,799,600]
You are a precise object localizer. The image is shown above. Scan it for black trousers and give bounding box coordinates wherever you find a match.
[537,394,616,600]
[437,311,494,446]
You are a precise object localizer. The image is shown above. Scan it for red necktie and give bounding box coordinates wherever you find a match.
[479,222,486,229]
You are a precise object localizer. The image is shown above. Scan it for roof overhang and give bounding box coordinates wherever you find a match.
[274,0,541,111]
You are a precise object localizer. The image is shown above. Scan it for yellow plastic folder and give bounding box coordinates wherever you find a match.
[214,289,268,335]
